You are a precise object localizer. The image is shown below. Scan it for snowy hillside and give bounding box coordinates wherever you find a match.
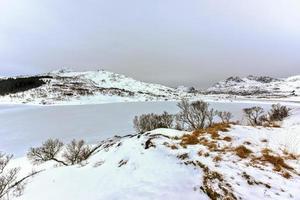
[207,75,300,100]
[7,108,300,200]
[0,69,194,105]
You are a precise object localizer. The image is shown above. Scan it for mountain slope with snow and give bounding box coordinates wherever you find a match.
[0,69,195,105]
[207,75,300,100]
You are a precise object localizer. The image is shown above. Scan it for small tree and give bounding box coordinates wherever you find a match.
[218,111,233,123]
[133,112,174,133]
[243,106,264,126]
[27,139,67,166]
[63,140,91,165]
[176,99,210,130]
[0,152,35,200]
[28,139,94,166]
[269,104,291,121]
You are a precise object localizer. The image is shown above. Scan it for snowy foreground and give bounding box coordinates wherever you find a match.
[6,105,300,200]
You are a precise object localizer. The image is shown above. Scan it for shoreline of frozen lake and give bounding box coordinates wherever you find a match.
[0,100,299,157]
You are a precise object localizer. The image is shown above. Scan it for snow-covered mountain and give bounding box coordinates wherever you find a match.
[207,75,300,99]
[0,69,195,105]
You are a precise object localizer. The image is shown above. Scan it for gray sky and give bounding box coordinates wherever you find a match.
[0,0,300,88]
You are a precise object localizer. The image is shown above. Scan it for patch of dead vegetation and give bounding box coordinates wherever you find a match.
[223,136,232,142]
[177,153,189,160]
[197,161,237,200]
[180,132,199,145]
[234,145,253,159]
[213,155,222,162]
[258,153,293,172]
[242,172,271,189]
[163,142,178,150]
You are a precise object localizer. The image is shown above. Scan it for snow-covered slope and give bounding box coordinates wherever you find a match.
[7,108,300,200]
[207,75,300,100]
[0,69,194,105]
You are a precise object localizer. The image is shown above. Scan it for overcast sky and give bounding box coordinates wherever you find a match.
[0,0,300,88]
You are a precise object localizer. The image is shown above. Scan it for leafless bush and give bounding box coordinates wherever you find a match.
[27,139,67,166]
[28,139,94,166]
[133,111,174,133]
[1,152,39,200]
[218,111,233,123]
[268,104,291,121]
[176,99,210,130]
[63,139,92,165]
[243,106,264,126]
[206,108,218,127]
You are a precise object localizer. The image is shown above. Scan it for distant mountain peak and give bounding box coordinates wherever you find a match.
[207,75,300,97]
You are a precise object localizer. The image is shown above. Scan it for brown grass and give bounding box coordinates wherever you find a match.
[181,133,199,145]
[282,172,291,179]
[260,154,293,171]
[223,136,232,142]
[213,155,222,162]
[261,148,272,155]
[234,145,253,158]
[170,144,178,150]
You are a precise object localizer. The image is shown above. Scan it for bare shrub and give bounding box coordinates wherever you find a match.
[28,139,95,166]
[27,139,67,166]
[1,152,38,200]
[206,108,218,127]
[269,104,291,121]
[243,106,264,126]
[176,99,210,130]
[133,111,174,133]
[63,139,91,165]
[217,111,233,123]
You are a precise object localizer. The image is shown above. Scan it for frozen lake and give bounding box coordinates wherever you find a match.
[0,100,299,157]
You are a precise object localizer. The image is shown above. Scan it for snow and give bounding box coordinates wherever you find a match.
[0,70,300,199]
[2,100,298,157]
[0,69,195,105]
[6,106,300,200]
[1,70,299,106]
[207,75,300,102]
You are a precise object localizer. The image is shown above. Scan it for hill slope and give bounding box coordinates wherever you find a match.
[10,109,300,200]
[207,75,300,100]
[0,69,194,105]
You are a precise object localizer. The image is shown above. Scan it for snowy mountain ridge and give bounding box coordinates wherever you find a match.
[0,69,194,105]
[207,75,300,98]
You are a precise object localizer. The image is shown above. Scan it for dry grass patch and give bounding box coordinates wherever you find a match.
[259,154,293,172]
[261,148,272,155]
[282,172,292,179]
[197,161,237,200]
[163,142,179,150]
[223,136,232,142]
[234,145,253,158]
[213,155,222,162]
[180,133,199,145]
